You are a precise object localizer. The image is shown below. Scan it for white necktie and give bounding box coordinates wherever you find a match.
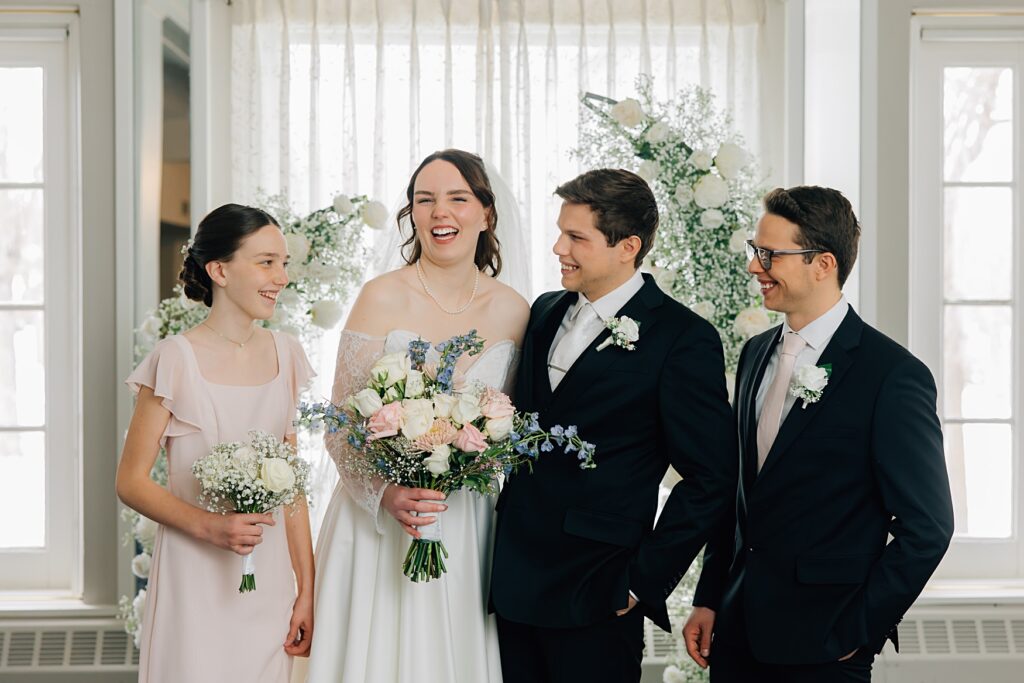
[756,331,807,472]
[548,303,599,390]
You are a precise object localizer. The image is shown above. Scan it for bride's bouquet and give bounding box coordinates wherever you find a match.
[298,330,596,582]
[191,430,311,592]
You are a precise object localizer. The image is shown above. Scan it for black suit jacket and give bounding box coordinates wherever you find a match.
[694,307,954,664]
[490,274,737,632]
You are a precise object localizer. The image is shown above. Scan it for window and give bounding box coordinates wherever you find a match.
[911,31,1022,578]
[0,26,80,593]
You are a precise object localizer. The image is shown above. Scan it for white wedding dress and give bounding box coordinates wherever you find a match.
[304,329,517,683]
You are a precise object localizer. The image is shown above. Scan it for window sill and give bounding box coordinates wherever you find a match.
[916,579,1024,605]
[0,593,119,619]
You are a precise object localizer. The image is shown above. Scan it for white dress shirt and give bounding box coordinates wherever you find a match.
[547,269,646,373]
[754,296,849,425]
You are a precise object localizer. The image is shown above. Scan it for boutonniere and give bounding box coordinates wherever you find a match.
[596,315,640,352]
[789,363,832,409]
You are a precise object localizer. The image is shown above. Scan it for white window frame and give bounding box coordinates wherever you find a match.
[0,18,82,594]
[910,21,1024,580]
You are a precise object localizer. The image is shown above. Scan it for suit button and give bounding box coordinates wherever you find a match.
[748,546,755,553]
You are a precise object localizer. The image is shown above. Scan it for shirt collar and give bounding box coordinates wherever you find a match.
[574,269,645,322]
[781,295,849,350]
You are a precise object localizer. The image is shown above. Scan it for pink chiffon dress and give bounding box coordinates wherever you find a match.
[126,330,314,683]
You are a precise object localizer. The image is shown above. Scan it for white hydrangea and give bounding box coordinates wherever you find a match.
[700,209,725,230]
[715,142,750,180]
[610,98,644,127]
[733,307,773,338]
[694,174,730,209]
[637,159,661,183]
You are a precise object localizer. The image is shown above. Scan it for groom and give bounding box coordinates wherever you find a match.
[490,169,737,682]
[683,186,954,681]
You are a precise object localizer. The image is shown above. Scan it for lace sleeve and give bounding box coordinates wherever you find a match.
[326,330,390,533]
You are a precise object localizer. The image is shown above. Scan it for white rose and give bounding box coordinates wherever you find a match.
[284,232,310,264]
[645,120,670,143]
[691,301,716,320]
[662,665,687,683]
[694,174,730,209]
[485,415,514,442]
[609,97,644,128]
[332,194,354,215]
[310,299,344,329]
[133,516,158,551]
[729,228,749,254]
[748,276,763,298]
[231,445,260,478]
[674,183,694,206]
[350,388,384,418]
[401,398,435,440]
[616,317,640,343]
[370,352,411,388]
[404,369,426,398]
[714,142,750,180]
[637,159,661,183]
[733,307,772,339]
[433,393,458,419]
[450,392,482,426]
[688,149,713,170]
[131,552,152,579]
[276,288,301,309]
[793,364,829,392]
[260,458,296,493]
[132,589,147,624]
[700,209,725,230]
[424,444,452,476]
[361,200,389,230]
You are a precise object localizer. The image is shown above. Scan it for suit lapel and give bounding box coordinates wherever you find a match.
[756,308,864,480]
[550,274,664,404]
[740,327,781,489]
[529,291,575,409]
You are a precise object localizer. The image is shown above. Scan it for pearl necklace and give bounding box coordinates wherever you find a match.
[415,260,480,315]
[202,321,256,349]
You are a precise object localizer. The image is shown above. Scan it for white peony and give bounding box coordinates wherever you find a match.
[688,149,713,170]
[424,444,452,476]
[231,445,260,478]
[485,415,514,441]
[350,388,384,418]
[260,458,296,493]
[691,301,717,320]
[131,552,151,579]
[729,228,749,254]
[700,209,725,230]
[310,300,344,329]
[404,369,426,398]
[401,398,435,440]
[332,194,354,215]
[733,307,773,339]
[370,352,411,387]
[609,98,644,128]
[714,142,750,180]
[693,174,730,209]
[432,393,458,419]
[674,183,694,206]
[450,391,482,426]
[284,233,310,264]
[645,120,670,143]
[792,364,829,392]
[361,200,389,230]
[637,160,661,183]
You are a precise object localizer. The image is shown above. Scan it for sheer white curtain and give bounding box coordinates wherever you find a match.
[231,0,771,298]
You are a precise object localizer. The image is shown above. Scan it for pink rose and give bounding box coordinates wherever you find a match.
[480,387,515,419]
[413,418,459,451]
[366,402,404,441]
[452,423,488,453]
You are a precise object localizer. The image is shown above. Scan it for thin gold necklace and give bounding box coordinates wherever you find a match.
[202,321,256,349]
[415,260,480,315]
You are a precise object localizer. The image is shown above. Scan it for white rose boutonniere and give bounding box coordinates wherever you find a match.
[596,315,640,352]
[790,363,832,408]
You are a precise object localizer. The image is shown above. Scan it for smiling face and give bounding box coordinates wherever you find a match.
[209,224,289,320]
[748,212,819,316]
[553,201,638,301]
[410,159,490,268]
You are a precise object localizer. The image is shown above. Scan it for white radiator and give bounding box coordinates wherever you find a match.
[0,618,136,673]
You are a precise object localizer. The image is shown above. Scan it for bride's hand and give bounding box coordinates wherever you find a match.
[381,485,447,538]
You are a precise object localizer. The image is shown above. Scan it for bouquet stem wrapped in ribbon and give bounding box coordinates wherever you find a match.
[298,330,596,582]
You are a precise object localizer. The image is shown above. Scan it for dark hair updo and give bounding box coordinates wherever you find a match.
[178,203,281,306]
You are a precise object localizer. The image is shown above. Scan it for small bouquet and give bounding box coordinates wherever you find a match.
[297,330,596,582]
[191,430,311,592]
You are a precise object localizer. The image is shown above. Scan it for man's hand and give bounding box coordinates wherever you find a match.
[615,595,638,616]
[838,648,859,661]
[682,606,716,669]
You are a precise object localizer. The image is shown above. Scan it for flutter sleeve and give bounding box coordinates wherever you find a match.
[280,331,316,437]
[125,337,204,448]
[326,329,390,533]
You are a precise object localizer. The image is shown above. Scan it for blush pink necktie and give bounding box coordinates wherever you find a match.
[756,331,807,472]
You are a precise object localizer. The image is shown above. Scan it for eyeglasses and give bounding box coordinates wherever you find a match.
[744,240,824,271]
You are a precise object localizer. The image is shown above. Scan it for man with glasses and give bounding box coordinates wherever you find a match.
[682,186,954,682]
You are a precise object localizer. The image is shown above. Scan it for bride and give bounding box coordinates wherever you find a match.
[305,149,530,682]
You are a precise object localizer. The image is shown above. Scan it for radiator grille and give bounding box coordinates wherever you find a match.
[899,617,1024,656]
[0,620,136,672]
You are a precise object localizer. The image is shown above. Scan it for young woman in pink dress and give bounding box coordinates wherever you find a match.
[117,204,316,683]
